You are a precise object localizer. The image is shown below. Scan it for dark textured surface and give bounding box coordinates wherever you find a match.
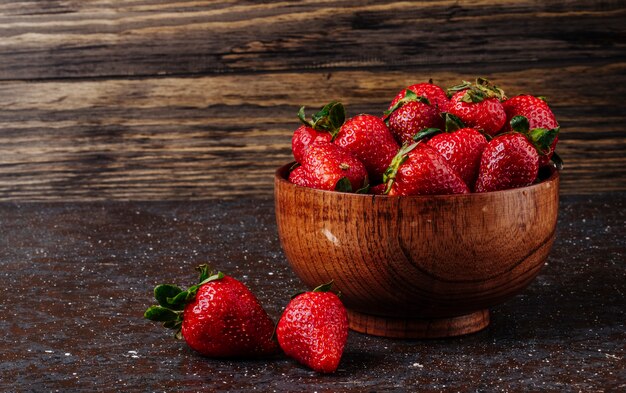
[0,194,624,392]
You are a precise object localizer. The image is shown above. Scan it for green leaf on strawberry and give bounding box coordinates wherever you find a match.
[298,101,346,139]
[145,265,225,338]
[334,177,353,193]
[509,115,560,156]
[383,89,431,121]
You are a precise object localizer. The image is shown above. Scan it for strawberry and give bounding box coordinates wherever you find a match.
[334,114,399,182]
[502,95,560,167]
[413,114,488,188]
[292,125,332,164]
[447,78,507,136]
[474,133,539,193]
[369,183,387,195]
[474,116,559,192]
[292,101,344,163]
[293,142,368,192]
[288,165,313,188]
[383,89,443,145]
[383,142,470,196]
[276,282,348,373]
[389,81,450,113]
[144,265,278,358]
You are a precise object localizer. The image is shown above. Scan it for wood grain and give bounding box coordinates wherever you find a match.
[0,0,624,200]
[0,0,624,79]
[0,63,623,200]
[274,164,560,337]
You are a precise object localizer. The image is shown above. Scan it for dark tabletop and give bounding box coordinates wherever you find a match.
[1,193,625,392]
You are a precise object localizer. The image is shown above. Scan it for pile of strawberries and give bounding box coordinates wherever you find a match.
[289,78,561,195]
[145,267,348,373]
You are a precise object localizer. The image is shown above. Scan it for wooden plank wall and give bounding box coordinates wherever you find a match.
[0,0,624,201]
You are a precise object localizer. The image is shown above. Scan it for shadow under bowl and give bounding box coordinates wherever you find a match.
[274,164,559,338]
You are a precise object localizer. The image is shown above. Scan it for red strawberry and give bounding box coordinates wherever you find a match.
[144,266,278,358]
[426,127,488,189]
[334,114,399,182]
[288,165,313,188]
[389,81,450,113]
[276,282,348,373]
[474,133,540,192]
[292,102,344,163]
[383,89,443,144]
[369,183,387,195]
[295,142,368,192]
[502,95,560,167]
[292,125,332,164]
[383,142,469,196]
[447,78,507,136]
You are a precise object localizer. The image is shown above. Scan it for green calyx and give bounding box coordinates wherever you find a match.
[334,176,370,194]
[313,280,334,293]
[447,77,506,103]
[382,89,431,123]
[412,127,442,142]
[382,142,420,194]
[509,115,560,156]
[298,101,346,140]
[412,113,465,142]
[290,280,336,300]
[144,265,225,339]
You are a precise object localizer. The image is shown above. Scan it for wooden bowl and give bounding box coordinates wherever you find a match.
[274,164,559,339]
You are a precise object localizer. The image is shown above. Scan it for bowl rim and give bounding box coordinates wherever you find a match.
[275,162,559,199]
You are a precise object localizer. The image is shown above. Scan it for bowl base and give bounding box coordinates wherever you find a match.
[347,309,490,339]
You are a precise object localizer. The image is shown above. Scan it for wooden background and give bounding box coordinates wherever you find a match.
[0,0,624,201]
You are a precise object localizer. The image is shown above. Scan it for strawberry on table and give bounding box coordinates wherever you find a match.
[276,282,348,374]
[144,265,278,358]
[383,142,469,196]
[334,114,399,182]
[447,78,507,136]
[383,89,443,145]
[292,142,368,192]
[475,116,559,192]
[502,95,560,167]
[292,101,344,163]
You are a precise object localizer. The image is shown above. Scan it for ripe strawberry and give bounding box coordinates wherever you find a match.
[292,125,332,164]
[334,114,399,182]
[383,142,469,196]
[294,142,368,192]
[288,165,313,188]
[292,101,344,163]
[383,89,443,144]
[276,282,348,373]
[369,183,387,195]
[426,128,488,189]
[474,133,539,193]
[389,81,450,113]
[502,95,560,167]
[144,265,278,358]
[447,78,507,136]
